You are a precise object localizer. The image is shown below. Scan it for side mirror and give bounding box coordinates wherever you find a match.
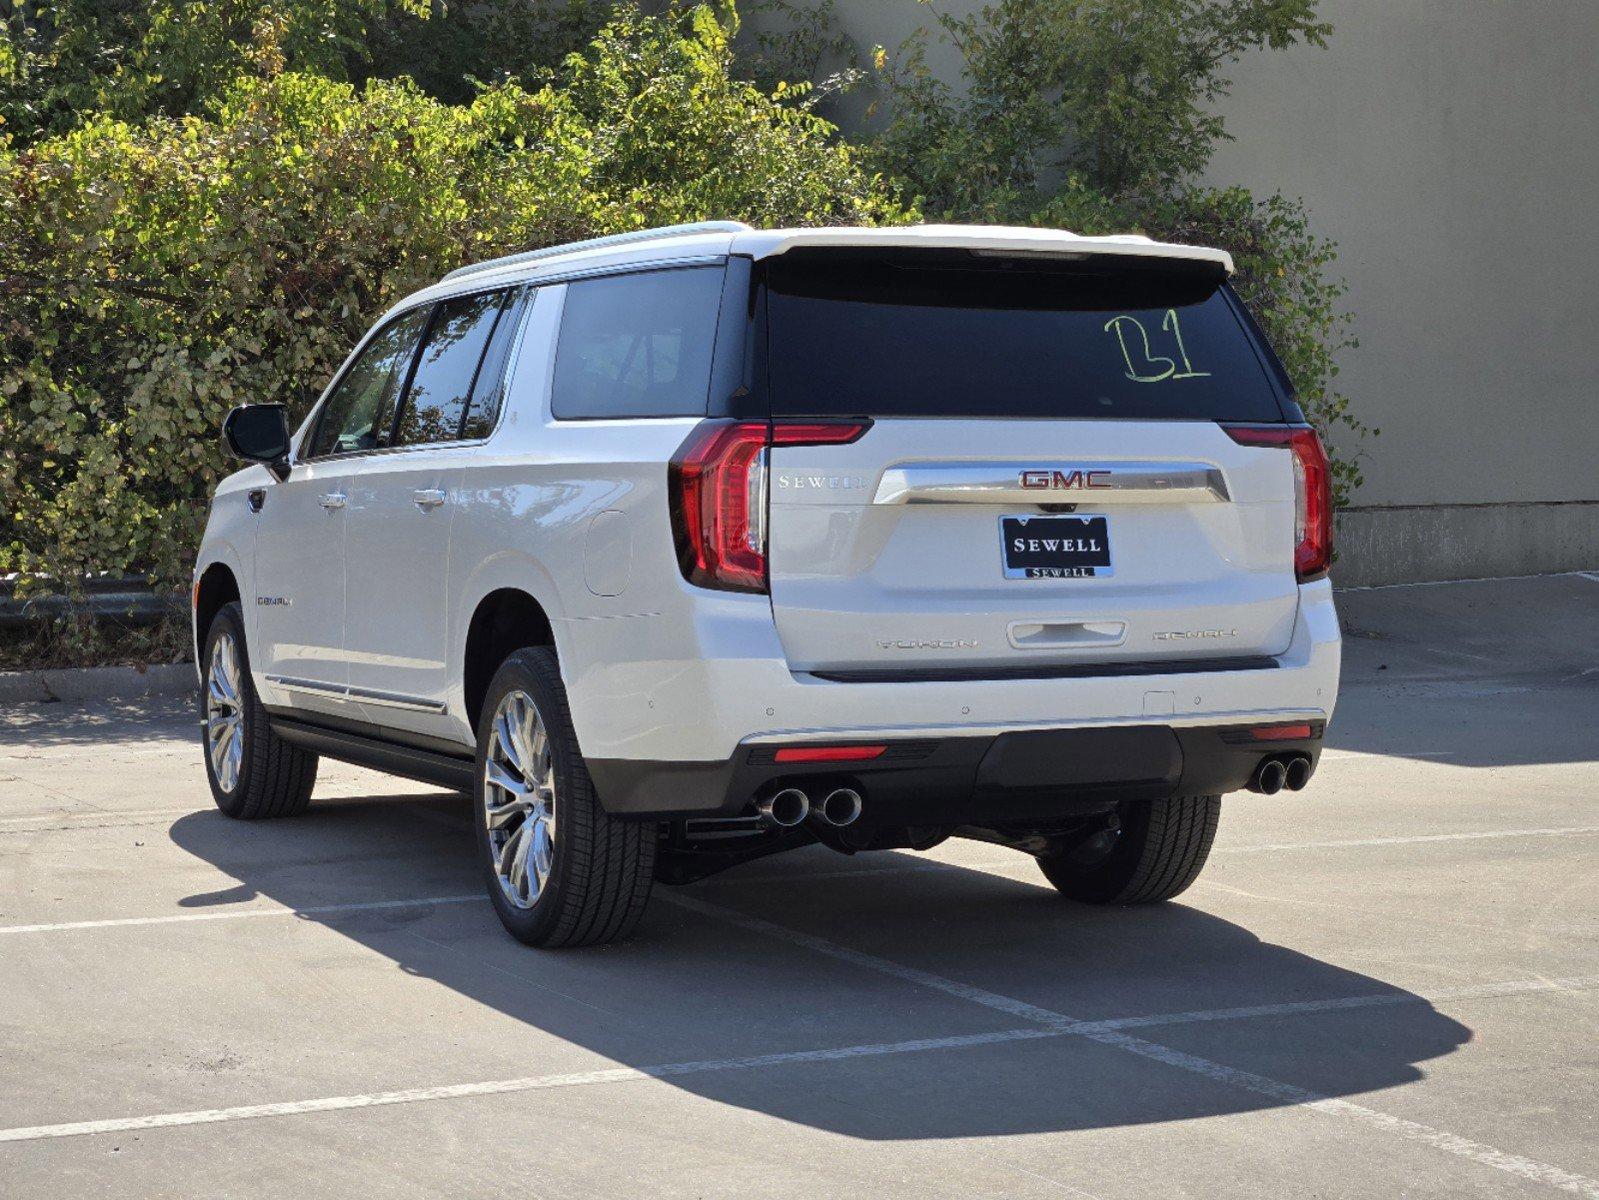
[222,404,291,481]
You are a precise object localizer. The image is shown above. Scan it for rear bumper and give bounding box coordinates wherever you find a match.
[588,722,1325,821]
[569,579,1341,818]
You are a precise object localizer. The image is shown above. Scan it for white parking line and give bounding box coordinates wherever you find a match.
[0,894,483,936]
[4,973,1596,1149]
[0,1027,1059,1144]
[0,808,204,834]
[664,894,1599,1199]
[1215,826,1599,853]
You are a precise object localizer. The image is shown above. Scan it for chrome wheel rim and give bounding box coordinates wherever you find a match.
[205,632,245,793]
[484,689,555,910]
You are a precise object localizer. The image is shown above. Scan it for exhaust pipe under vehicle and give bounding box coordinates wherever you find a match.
[1250,758,1288,795]
[814,787,864,828]
[1284,755,1313,792]
[756,788,810,828]
[1248,755,1314,795]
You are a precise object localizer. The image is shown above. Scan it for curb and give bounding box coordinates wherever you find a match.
[0,663,194,706]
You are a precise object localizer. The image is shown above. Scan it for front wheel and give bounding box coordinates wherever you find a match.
[474,647,655,948]
[1037,795,1221,904]
[200,601,318,819]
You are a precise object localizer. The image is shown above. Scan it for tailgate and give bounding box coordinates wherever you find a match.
[768,419,1298,674]
[756,246,1303,677]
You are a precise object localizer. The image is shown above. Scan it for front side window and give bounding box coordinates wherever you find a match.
[552,267,724,419]
[307,307,429,458]
[394,289,511,446]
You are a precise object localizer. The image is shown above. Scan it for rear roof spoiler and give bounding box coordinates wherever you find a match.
[734,225,1233,274]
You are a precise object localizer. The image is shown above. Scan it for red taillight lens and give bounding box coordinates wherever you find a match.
[1221,423,1333,582]
[669,419,870,593]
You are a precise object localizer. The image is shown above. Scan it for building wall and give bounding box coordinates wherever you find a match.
[746,0,1599,585]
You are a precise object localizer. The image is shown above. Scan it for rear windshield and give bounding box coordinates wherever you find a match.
[762,250,1285,422]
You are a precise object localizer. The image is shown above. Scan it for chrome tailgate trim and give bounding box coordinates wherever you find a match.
[871,461,1230,506]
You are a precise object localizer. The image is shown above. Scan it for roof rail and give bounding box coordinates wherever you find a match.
[440,221,754,283]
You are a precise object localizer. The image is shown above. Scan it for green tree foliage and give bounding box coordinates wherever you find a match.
[351,1,615,105]
[873,0,1370,501]
[1,0,432,142]
[0,5,903,630]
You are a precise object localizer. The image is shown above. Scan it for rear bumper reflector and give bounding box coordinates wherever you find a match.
[772,745,888,763]
[1247,722,1314,741]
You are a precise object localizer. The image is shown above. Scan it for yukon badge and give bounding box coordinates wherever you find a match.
[877,638,979,650]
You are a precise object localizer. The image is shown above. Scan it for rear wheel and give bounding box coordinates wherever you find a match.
[200,601,318,819]
[1037,795,1220,904]
[474,647,655,948]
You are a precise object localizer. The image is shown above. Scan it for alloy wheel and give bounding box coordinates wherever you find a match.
[205,632,245,793]
[484,689,556,910]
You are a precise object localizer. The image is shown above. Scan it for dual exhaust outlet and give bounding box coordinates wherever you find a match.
[755,786,864,829]
[1249,754,1314,795]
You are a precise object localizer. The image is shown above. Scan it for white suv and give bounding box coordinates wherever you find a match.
[194,221,1341,947]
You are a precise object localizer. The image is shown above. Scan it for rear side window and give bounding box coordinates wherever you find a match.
[308,307,430,458]
[552,267,724,419]
[460,289,528,440]
[762,251,1285,422]
[395,289,511,445]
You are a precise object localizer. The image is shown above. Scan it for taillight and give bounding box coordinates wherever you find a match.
[1221,423,1333,582]
[669,419,870,593]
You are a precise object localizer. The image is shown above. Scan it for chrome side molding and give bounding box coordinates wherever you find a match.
[871,461,1230,506]
[264,675,449,715]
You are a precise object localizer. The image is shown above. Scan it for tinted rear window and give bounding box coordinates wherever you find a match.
[763,251,1284,421]
[552,267,724,419]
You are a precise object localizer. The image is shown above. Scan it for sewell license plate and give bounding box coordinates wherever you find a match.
[1001,514,1113,579]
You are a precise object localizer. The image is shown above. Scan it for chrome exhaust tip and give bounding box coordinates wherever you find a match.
[816,787,864,827]
[1251,758,1288,795]
[1284,755,1313,792]
[756,787,810,828]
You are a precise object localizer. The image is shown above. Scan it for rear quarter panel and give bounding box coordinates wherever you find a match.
[443,285,715,746]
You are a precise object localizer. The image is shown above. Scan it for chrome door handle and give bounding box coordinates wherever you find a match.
[318,492,346,510]
[412,488,447,511]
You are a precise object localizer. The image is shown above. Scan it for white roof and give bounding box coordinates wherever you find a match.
[401,222,1232,312]
[733,224,1234,273]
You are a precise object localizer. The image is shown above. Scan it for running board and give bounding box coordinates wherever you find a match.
[268,716,475,792]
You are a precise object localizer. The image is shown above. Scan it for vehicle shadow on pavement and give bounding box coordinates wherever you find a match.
[167,795,1473,1140]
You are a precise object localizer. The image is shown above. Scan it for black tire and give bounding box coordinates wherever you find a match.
[1037,795,1221,904]
[474,647,655,948]
[199,601,318,819]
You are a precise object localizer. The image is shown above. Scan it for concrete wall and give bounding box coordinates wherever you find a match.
[746,0,1599,585]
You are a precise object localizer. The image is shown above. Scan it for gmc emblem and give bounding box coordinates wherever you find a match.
[1019,469,1113,490]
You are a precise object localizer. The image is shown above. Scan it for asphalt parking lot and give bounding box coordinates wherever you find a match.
[1,574,1596,1199]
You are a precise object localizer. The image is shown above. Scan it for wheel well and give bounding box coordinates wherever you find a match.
[195,563,241,649]
[463,589,554,734]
